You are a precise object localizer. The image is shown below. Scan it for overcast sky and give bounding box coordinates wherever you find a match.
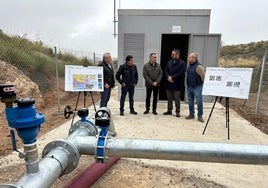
[0,0,267,57]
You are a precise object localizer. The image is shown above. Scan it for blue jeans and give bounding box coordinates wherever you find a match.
[187,85,203,117]
[100,87,111,107]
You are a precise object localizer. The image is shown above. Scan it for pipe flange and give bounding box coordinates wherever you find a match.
[69,120,98,136]
[42,140,80,175]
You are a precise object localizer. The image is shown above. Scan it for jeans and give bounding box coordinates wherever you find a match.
[120,85,135,112]
[100,87,112,107]
[145,86,159,111]
[166,89,181,113]
[187,85,203,117]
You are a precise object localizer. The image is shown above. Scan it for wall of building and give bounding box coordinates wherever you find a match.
[117,9,219,103]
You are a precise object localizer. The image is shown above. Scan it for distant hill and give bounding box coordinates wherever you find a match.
[219,40,268,68]
[220,40,268,60]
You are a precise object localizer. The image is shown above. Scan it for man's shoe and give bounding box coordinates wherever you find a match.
[163,111,172,115]
[152,111,158,115]
[143,110,149,114]
[120,111,124,116]
[198,116,204,122]
[185,115,194,119]
[130,111,138,115]
[176,113,180,117]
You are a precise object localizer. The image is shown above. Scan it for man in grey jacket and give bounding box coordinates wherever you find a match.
[143,53,163,115]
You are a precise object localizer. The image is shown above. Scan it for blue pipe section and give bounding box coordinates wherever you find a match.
[5,101,44,144]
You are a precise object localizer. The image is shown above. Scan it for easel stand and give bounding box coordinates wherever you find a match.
[202,96,230,140]
[70,91,97,126]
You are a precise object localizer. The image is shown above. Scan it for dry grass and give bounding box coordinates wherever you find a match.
[218,57,260,68]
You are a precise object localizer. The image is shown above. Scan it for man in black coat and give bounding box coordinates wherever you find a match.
[116,55,138,116]
[163,49,185,117]
[98,52,115,107]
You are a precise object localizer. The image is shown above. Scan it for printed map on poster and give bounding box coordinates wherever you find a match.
[65,65,103,92]
[202,67,253,99]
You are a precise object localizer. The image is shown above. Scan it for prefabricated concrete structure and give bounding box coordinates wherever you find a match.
[117,9,221,102]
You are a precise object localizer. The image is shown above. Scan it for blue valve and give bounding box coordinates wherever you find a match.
[95,107,110,163]
[5,98,45,144]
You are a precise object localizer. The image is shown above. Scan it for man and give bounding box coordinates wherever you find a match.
[163,49,185,117]
[185,53,205,122]
[143,53,163,115]
[116,55,138,116]
[98,52,115,107]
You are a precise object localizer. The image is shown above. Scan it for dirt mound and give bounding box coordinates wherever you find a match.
[0,60,43,107]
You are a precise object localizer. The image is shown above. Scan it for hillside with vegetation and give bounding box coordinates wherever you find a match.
[219,40,268,67]
[0,31,93,92]
[219,40,268,94]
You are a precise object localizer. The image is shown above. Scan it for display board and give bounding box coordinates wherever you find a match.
[65,65,103,92]
[202,67,253,99]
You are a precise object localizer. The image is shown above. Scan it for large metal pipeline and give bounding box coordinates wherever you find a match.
[75,136,268,165]
[1,102,268,187]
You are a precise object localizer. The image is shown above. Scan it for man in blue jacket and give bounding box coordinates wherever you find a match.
[163,49,185,117]
[185,53,205,122]
[116,55,138,116]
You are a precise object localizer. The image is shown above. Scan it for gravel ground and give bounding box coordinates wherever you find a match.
[0,89,268,188]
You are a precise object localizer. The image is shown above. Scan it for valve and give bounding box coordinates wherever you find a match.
[95,107,111,163]
[68,108,98,136]
[64,105,74,119]
[0,84,45,144]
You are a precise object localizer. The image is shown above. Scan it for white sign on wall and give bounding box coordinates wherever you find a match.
[172,25,182,33]
[202,67,253,99]
[65,65,103,92]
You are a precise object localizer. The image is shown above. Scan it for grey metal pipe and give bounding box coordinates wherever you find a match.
[16,148,69,188]
[15,125,92,188]
[76,136,268,165]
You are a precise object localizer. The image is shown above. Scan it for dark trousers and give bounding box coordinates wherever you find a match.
[100,87,111,107]
[145,86,159,111]
[166,89,181,113]
[120,85,135,112]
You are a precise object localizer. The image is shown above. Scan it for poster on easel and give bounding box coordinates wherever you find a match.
[65,65,103,92]
[202,67,253,99]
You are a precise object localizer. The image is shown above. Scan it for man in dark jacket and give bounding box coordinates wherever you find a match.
[185,52,205,122]
[116,55,138,116]
[143,53,163,115]
[98,52,115,107]
[163,49,185,117]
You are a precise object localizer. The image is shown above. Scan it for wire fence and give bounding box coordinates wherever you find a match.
[0,32,105,114]
[219,50,268,114]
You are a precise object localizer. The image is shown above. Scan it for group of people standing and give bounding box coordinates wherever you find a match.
[98,49,205,123]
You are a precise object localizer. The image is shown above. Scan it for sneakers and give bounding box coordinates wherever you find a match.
[163,111,172,115]
[152,111,158,115]
[198,116,204,122]
[120,111,124,116]
[130,110,138,115]
[143,110,149,114]
[185,115,194,119]
[176,113,180,117]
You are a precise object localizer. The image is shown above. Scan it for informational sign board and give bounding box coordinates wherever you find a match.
[65,65,103,92]
[202,67,253,99]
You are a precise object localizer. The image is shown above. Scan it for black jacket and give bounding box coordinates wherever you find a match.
[116,63,138,86]
[98,61,115,88]
[164,58,185,91]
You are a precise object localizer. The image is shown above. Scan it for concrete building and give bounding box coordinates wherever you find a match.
[117,9,221,102]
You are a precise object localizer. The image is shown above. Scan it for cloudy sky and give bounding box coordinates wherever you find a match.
[0,0,267,57]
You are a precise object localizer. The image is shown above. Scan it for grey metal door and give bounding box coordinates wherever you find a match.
[188,34,221,102]
[123,33,145,89]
